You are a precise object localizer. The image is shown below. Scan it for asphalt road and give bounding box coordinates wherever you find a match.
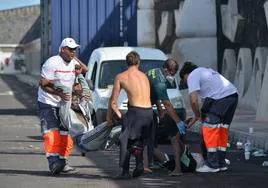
[0,74,268,188]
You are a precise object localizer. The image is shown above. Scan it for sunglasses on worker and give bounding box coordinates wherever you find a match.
[65,47,77,52]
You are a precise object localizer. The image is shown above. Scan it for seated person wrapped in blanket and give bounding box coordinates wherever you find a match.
[45,64,120,152]
[60,92,114,152]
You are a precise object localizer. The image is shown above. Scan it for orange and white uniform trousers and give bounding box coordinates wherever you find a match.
[38,102,73,166]
[201,93,238,169]
[202,122,229,169]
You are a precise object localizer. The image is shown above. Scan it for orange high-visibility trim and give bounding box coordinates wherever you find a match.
[202,126,228,149]
[219,127,228,147]
[202,126,219,149]
[59,135,73,157]
[43,130,61,153]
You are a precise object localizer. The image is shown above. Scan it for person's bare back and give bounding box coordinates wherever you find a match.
[107,51,152,124]
[118,66,151,108]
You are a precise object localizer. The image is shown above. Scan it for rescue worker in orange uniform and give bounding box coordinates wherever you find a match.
[179,61,238,173]
[37,38,87,175]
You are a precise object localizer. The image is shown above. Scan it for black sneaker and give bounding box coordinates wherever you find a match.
[149,162,162,170]
[162,160,175,171]
[113,172,132,180]
[132,168,144,178]
[49,162,64,176]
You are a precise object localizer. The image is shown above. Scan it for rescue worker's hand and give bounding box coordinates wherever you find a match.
[75,64,82,75]
[187,116,201,129]
[177,121,187,135]
[82,93,91,102]
[60,92,71,101]
[115,111,122,119]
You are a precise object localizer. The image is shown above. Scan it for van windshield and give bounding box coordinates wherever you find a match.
[98,60,177,89]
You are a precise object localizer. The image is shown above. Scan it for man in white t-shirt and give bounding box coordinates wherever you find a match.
[179,61,238,173]
[37,37,87,175]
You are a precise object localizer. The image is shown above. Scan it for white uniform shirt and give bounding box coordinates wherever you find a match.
[38,55,77,107]
[187,67,237,99]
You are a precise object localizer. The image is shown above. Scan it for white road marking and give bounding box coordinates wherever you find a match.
[0,91,14,96]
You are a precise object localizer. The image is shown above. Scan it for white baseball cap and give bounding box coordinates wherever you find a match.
[59,37,80,50]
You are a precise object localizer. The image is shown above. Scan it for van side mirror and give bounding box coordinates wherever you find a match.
[87,79,95,90]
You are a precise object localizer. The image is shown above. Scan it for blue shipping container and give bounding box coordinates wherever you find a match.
[51,0,137,64]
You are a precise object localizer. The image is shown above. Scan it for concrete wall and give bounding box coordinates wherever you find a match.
[0,5,40,44]
[23,39,41,76]
[171,38,217,69]
[256,57,268,121]
[175,0,216,38]
[220,45,268,121]
[137,0,155,47]
[154,0,217,69]
[152,0,268,121]
[0,5,40,75]
[137,9,156,47]
[218,0,268,120]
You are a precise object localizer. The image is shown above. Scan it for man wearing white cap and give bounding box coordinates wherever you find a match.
[37,37,87,175]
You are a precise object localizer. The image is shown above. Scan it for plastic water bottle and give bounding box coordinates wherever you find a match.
[244,127,254,160]
[244,140,252,152]
[244,140,251,160]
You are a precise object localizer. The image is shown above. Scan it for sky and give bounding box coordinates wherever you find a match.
[0,0,40,11]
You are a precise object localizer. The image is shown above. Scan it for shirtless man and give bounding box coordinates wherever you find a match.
[107,51,153,180]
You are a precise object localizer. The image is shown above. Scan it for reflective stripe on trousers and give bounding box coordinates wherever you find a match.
[43,129,73,158]
[38,101,74,159]
[202,123,229,152]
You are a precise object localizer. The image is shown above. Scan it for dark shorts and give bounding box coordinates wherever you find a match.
[122,105,153,141]
[163,114,178,137]
[38,102,68,133]
[202,93,238,125]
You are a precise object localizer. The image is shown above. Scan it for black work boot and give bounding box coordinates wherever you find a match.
[132,168,144,178]
[113,172,132,180]
[132,155,144,178]
[114,153,131,180]
[49,162,64,176]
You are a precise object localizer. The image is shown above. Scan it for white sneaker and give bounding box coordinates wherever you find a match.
[62,165,77,173]
[220,167,228,171]
[196,165,220,173]
[225,158,230,165]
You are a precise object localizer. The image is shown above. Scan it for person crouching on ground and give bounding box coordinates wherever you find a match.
[146,58,187,176]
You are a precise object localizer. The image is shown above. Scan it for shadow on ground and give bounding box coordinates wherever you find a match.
[0,75,38,116]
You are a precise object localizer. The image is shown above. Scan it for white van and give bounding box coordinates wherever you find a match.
[85,47,186,125]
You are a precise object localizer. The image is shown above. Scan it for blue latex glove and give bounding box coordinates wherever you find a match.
[177,121,187,135]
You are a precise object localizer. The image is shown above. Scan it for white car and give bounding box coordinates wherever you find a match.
[85,47,186,125]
